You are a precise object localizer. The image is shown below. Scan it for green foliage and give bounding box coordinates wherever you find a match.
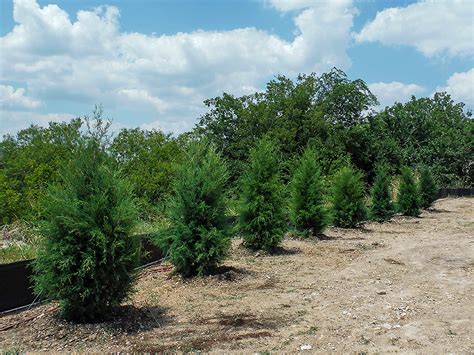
[316,68,378,127]
[369,93,473,186]
[289,148,328,235]
[162,142,230,277]
[110,128,183,218]
[238,138,285,250]
[1,69,473,233]
[33,136,140,323]
[331,166,367,228]
[418,165,438,208]
[397,166,421,217]
[0,119,82,224]
[369,164,394,222]
[196,68,379,181]
[197,69,472,187]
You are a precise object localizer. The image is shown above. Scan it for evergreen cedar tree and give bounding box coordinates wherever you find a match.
[162,142,230,277]
[290,147,329,236]
[331,166,367,228]
[238,138,286,251]
[418,165,438,208]
[397,166,421,217]
[33,139,140,323]
[370,164,395,222]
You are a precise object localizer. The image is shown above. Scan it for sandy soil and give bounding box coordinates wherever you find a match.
[1,197,473,353]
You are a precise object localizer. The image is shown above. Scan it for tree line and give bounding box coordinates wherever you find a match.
[1,68,471,225]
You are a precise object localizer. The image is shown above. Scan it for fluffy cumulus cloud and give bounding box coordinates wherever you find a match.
[0,85,42,109]
[368,81,425,109]
[0,0,357,135]
[436,68,474,108]
[355,0,474,58]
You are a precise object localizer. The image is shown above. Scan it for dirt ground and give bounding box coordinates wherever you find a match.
[1,197,473,353]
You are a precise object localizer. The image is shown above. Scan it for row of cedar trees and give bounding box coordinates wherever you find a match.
[34,136,438,323]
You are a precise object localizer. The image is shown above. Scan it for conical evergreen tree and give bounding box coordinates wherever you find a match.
[164,142,230,277]
[290,147,328,236]
[331,166,367,228]
[397,166,421,216]
[34,138,140,323]
[239,138,285,251]
[370,164,394,222]
[418,165,438,208]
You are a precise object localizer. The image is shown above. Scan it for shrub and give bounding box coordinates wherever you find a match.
[33,139,140,323]
[163,142,230,277]
[110,128,183,218]
[289,147,329,236]
[331,166,367,228]
[397,166,421,216]
[418,165,438,208]
[369,164,394,222]
[0,119,82,224]
[239,138,285,251]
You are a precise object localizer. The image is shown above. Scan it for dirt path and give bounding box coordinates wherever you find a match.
[1,197,473,352]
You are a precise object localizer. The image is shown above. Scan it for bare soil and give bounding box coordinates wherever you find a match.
[1,197,473,353]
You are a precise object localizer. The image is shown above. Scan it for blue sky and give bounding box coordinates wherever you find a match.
[0,0,473,135]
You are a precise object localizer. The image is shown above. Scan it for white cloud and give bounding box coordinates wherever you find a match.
[140,119,192,135]
[436,68,474,107]
[0,85,42,109]
[0,0,356,134]
[118,89,169,112]
[0,110,76,136]
[355,0,474,58]
[369,81,425,108]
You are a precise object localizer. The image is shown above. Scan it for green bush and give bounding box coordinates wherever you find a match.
[162,142,230,277]
[110,128,183,218]
[33,139,140,323]
[0,119,82,224]
[289,147,328,236]
[418,165,438,208]
[369,164,394,222]
[397,166,421,216]
[331,166,367,228]
[239,138,285,251]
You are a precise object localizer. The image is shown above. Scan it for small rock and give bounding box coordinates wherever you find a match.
[377,290,387,295]
[255,252,260,257]
[300,344,312,350]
